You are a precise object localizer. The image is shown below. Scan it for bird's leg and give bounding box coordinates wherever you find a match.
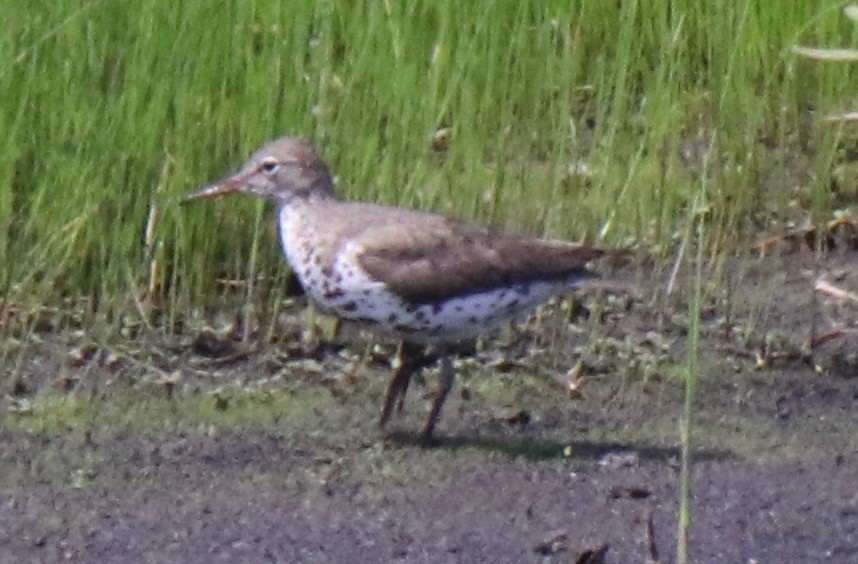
[421,354,455,445]
[394,342,424,414]
[379,358,414,428]
[379,342,422,428]
[394,367,411,413]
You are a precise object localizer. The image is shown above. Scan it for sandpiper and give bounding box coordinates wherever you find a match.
[186,137,607,443]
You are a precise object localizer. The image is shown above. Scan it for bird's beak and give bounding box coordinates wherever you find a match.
[183,172,248,203]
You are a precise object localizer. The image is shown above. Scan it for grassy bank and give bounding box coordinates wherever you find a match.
[0,0,854,325]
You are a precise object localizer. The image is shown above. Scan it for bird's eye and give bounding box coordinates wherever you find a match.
[259,159,279,174]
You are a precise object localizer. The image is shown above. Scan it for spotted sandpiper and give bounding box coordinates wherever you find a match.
[186,137,607,443]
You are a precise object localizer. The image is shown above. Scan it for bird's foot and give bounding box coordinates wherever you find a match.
[418,430,441,448]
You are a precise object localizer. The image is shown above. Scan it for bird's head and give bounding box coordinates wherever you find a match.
[185,137,336,206]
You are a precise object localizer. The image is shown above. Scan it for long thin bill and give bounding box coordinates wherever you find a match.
[183,179,241,202]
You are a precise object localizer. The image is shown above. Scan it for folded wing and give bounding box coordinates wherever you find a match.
[355,216,603,303]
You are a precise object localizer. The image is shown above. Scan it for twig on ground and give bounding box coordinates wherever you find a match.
[815,279,858,303]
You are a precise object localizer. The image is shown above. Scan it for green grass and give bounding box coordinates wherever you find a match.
[2,385,335,436]
[676,171,708,564]
[1,0,854,327]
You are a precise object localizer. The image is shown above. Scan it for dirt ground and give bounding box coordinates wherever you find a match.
[0,249,856,563]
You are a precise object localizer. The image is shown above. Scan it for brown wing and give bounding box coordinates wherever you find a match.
[355,216,604,304]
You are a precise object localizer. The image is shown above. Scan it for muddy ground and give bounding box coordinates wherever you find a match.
[0,249,856,563]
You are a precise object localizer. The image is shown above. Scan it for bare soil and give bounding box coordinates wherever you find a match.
[0,249,856,563]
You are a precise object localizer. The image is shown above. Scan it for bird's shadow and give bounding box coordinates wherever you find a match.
[384,430,732,463]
